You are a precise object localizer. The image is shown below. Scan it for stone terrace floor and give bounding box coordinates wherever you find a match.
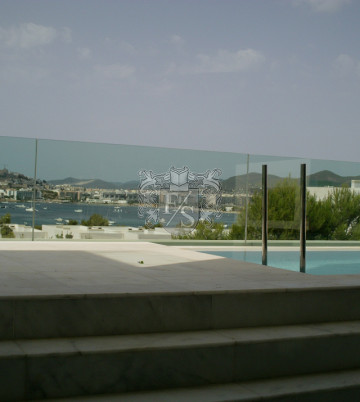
[1,242,360,298]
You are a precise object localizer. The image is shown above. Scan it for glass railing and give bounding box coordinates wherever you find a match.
[1,135,360,255]
[0,135,245,241]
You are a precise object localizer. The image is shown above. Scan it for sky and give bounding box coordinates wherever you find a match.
[1,0,360,166]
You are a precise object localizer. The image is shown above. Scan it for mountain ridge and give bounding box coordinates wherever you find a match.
[221,170,360,192]
[47,170,360,192]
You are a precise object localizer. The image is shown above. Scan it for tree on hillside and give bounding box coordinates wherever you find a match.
[174,221,227,240]
[229,178,300,240]
[42,190,58,200]
[307,188,360,240]
[1,225,15,238]
[81,214,109,226]
[0,213,11,225]
[0,213,14,238]
[229,179,360,241]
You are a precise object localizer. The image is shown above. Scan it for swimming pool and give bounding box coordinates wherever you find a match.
[202,250,360,275]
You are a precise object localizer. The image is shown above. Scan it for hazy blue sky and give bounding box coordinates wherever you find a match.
[1,0,360,164]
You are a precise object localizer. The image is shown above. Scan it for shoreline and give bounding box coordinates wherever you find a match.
[0,200,239,213]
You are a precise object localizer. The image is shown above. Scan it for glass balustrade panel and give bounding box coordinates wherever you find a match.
[34,138,245,242]
[0,136,37,240]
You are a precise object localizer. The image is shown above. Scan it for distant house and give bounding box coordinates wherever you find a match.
[58,190,81,202]
[308,182,360,200]
[351,180,360,191]
[101,190,126,203]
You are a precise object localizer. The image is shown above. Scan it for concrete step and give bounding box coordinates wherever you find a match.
[29,369,360,401]
[2,321,360,401]
[2,286,360,340]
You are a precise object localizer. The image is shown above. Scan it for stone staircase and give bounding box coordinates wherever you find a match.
[1,287,360,401]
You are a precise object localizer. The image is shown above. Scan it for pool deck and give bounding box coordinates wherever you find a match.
[1,241,360,298]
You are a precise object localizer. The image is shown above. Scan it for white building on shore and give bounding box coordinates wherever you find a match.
[308,180,360,200]
[5,224,171,241]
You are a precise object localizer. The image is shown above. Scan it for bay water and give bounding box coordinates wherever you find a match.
[0,202,238,228]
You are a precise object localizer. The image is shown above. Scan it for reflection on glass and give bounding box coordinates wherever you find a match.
[231,155,306,242]
[0,136,37,239]
[306,158,360,243]
[33,138,244,241]
[1,134,360,248]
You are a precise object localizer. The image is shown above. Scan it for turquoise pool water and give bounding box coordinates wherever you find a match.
[202,250,360,275]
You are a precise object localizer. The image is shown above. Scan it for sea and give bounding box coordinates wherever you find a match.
[0,201,238,228]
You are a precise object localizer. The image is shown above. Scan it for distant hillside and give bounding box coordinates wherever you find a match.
[120,180,139,190]
[221,169,360,192]
[48,177,139,190]
[47,169,360,192]
[49,177,82,185]
[307,170,360,187]
[0,168,31,181]
[221,172,285,192]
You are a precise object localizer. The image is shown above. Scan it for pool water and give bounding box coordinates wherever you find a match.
[202,250,360,275]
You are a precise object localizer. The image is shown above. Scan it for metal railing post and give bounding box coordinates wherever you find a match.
[262,164,268,266]
[31,139,38,241]
[244,154,250,246]
[300,163,306,273]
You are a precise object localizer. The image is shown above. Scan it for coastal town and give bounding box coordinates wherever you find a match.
[0,167,238,240]
[0,167,242,210]
[0,167,139,205]
[3,165,360,242]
